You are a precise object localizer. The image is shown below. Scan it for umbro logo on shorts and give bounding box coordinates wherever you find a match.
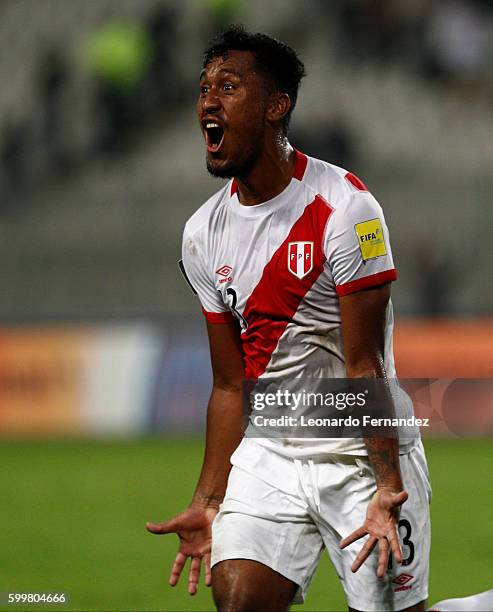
[392,573,414,592]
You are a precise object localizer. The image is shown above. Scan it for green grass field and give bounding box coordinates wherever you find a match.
[0,438,492,612]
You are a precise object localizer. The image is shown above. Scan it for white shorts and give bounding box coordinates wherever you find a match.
[211,438,431,611]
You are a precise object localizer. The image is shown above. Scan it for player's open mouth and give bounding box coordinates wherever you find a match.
[203,121,225,153]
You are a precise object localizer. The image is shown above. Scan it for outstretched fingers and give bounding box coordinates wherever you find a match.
[387,525,403,564]
[146,517,180,535]
[351,536,378,573]
[188,557,201,595]
[169,553,210,594]
[389,490,408,508]
[204,553,212,587]
[377,538,389,579]
[169,552,187,587]
[340,526,368,550]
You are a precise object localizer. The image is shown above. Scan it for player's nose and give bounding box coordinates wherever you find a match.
[201,91,221,114]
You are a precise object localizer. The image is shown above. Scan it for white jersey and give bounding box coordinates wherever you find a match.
[182,150,416,456]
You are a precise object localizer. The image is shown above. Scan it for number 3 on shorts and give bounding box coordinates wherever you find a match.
[388,518,415,570]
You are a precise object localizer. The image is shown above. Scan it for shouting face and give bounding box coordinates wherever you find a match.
[197,50,271,179]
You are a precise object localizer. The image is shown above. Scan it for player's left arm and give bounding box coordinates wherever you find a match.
[338,282,408,578]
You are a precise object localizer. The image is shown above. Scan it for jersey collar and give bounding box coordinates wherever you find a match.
[229,149,308,197]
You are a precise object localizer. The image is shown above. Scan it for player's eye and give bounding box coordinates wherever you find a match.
[223,83,234,92]
[200,85,209,95]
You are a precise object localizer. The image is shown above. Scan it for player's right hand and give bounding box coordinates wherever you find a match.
[146,505,218,595]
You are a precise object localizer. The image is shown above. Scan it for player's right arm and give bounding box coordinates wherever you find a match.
[192,319,245,508]
[146,222,245,595]
[146,320,244,595]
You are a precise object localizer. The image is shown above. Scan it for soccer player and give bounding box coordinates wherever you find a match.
[147,26,431,612]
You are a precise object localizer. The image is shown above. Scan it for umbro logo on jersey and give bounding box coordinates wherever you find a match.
[216,265,232,277]
[392,573,414,592]
[216,265,233,283]
[288,242,313,280]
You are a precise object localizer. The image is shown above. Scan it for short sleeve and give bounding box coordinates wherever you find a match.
[181,228,233,323]
[324,191,397,297]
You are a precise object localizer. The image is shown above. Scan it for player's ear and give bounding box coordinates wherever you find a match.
[265,92,291,126]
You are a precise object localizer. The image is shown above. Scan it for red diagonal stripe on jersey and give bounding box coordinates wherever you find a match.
[242,195,333,379]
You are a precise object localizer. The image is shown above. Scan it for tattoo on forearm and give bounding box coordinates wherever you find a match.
[364,438,402,489]
[196,490,223,504]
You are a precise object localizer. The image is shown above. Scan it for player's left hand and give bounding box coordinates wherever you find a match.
[339,488,408,579]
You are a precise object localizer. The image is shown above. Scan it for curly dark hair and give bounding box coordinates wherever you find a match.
[203,25,306,134]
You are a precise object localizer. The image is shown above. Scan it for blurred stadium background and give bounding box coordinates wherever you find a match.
[0,0,492,610]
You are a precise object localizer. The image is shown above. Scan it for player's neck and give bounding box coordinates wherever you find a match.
[235,139,296,206]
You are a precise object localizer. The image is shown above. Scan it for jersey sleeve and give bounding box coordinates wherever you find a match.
[324,191,397,297]
[181,227,233,323]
